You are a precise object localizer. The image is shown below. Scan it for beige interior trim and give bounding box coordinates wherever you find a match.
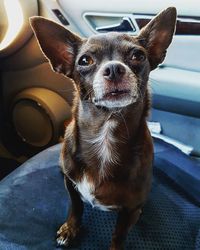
[0,0,38,58]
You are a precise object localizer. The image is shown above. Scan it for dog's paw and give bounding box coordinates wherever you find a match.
[56,222,79,247]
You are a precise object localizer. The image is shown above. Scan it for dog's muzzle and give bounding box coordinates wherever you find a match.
[92,61,139,109]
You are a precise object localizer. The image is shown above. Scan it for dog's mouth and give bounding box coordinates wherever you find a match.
[103,89,131,100]
[92,87,136,109]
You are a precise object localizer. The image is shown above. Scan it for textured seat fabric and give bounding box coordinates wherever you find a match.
[0,139,200,250]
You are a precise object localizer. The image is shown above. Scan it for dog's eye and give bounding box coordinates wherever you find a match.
[78,55,94,66]
[131,49,146,62]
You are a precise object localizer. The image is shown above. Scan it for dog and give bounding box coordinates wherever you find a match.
[30,7,176,249]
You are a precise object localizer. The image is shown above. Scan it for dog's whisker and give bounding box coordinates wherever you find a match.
[82,88,93,101]
[149,78,161,92]
[149,77,160,85]
[117,111,130,140]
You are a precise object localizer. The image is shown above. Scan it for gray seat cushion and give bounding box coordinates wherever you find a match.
[0,141,200,249]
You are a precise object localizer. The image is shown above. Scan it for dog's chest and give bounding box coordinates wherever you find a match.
[73,175,118,211]
[75,118,121,210]
[82,120,119,167]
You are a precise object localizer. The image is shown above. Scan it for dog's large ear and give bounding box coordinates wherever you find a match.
[137,7,177,70]
[30,17,82,76]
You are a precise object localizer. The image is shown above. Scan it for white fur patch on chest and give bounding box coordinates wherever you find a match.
[75,175,118,211]
[90,120,119,167]
[75,175,95,205]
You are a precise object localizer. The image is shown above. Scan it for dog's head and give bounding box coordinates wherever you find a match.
[30,7,176,110]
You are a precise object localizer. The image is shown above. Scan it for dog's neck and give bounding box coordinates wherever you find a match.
[77,88,150,134]
[74,89,150,179]
[78,100,144,136]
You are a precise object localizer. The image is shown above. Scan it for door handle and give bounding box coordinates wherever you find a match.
[96,17,136,33]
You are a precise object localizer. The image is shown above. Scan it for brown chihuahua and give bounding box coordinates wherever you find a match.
[30,7,176,250]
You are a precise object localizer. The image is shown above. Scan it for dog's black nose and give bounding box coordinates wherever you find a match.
[103,63,126,81]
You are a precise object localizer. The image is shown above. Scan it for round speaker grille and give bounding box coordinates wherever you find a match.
[13,99,53,147]
[11,87,72,148]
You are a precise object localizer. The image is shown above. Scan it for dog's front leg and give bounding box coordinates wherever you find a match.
[57,176,83,247]
[110,208,142,250]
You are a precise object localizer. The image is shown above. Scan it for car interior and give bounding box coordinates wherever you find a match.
[0,0,199,249]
